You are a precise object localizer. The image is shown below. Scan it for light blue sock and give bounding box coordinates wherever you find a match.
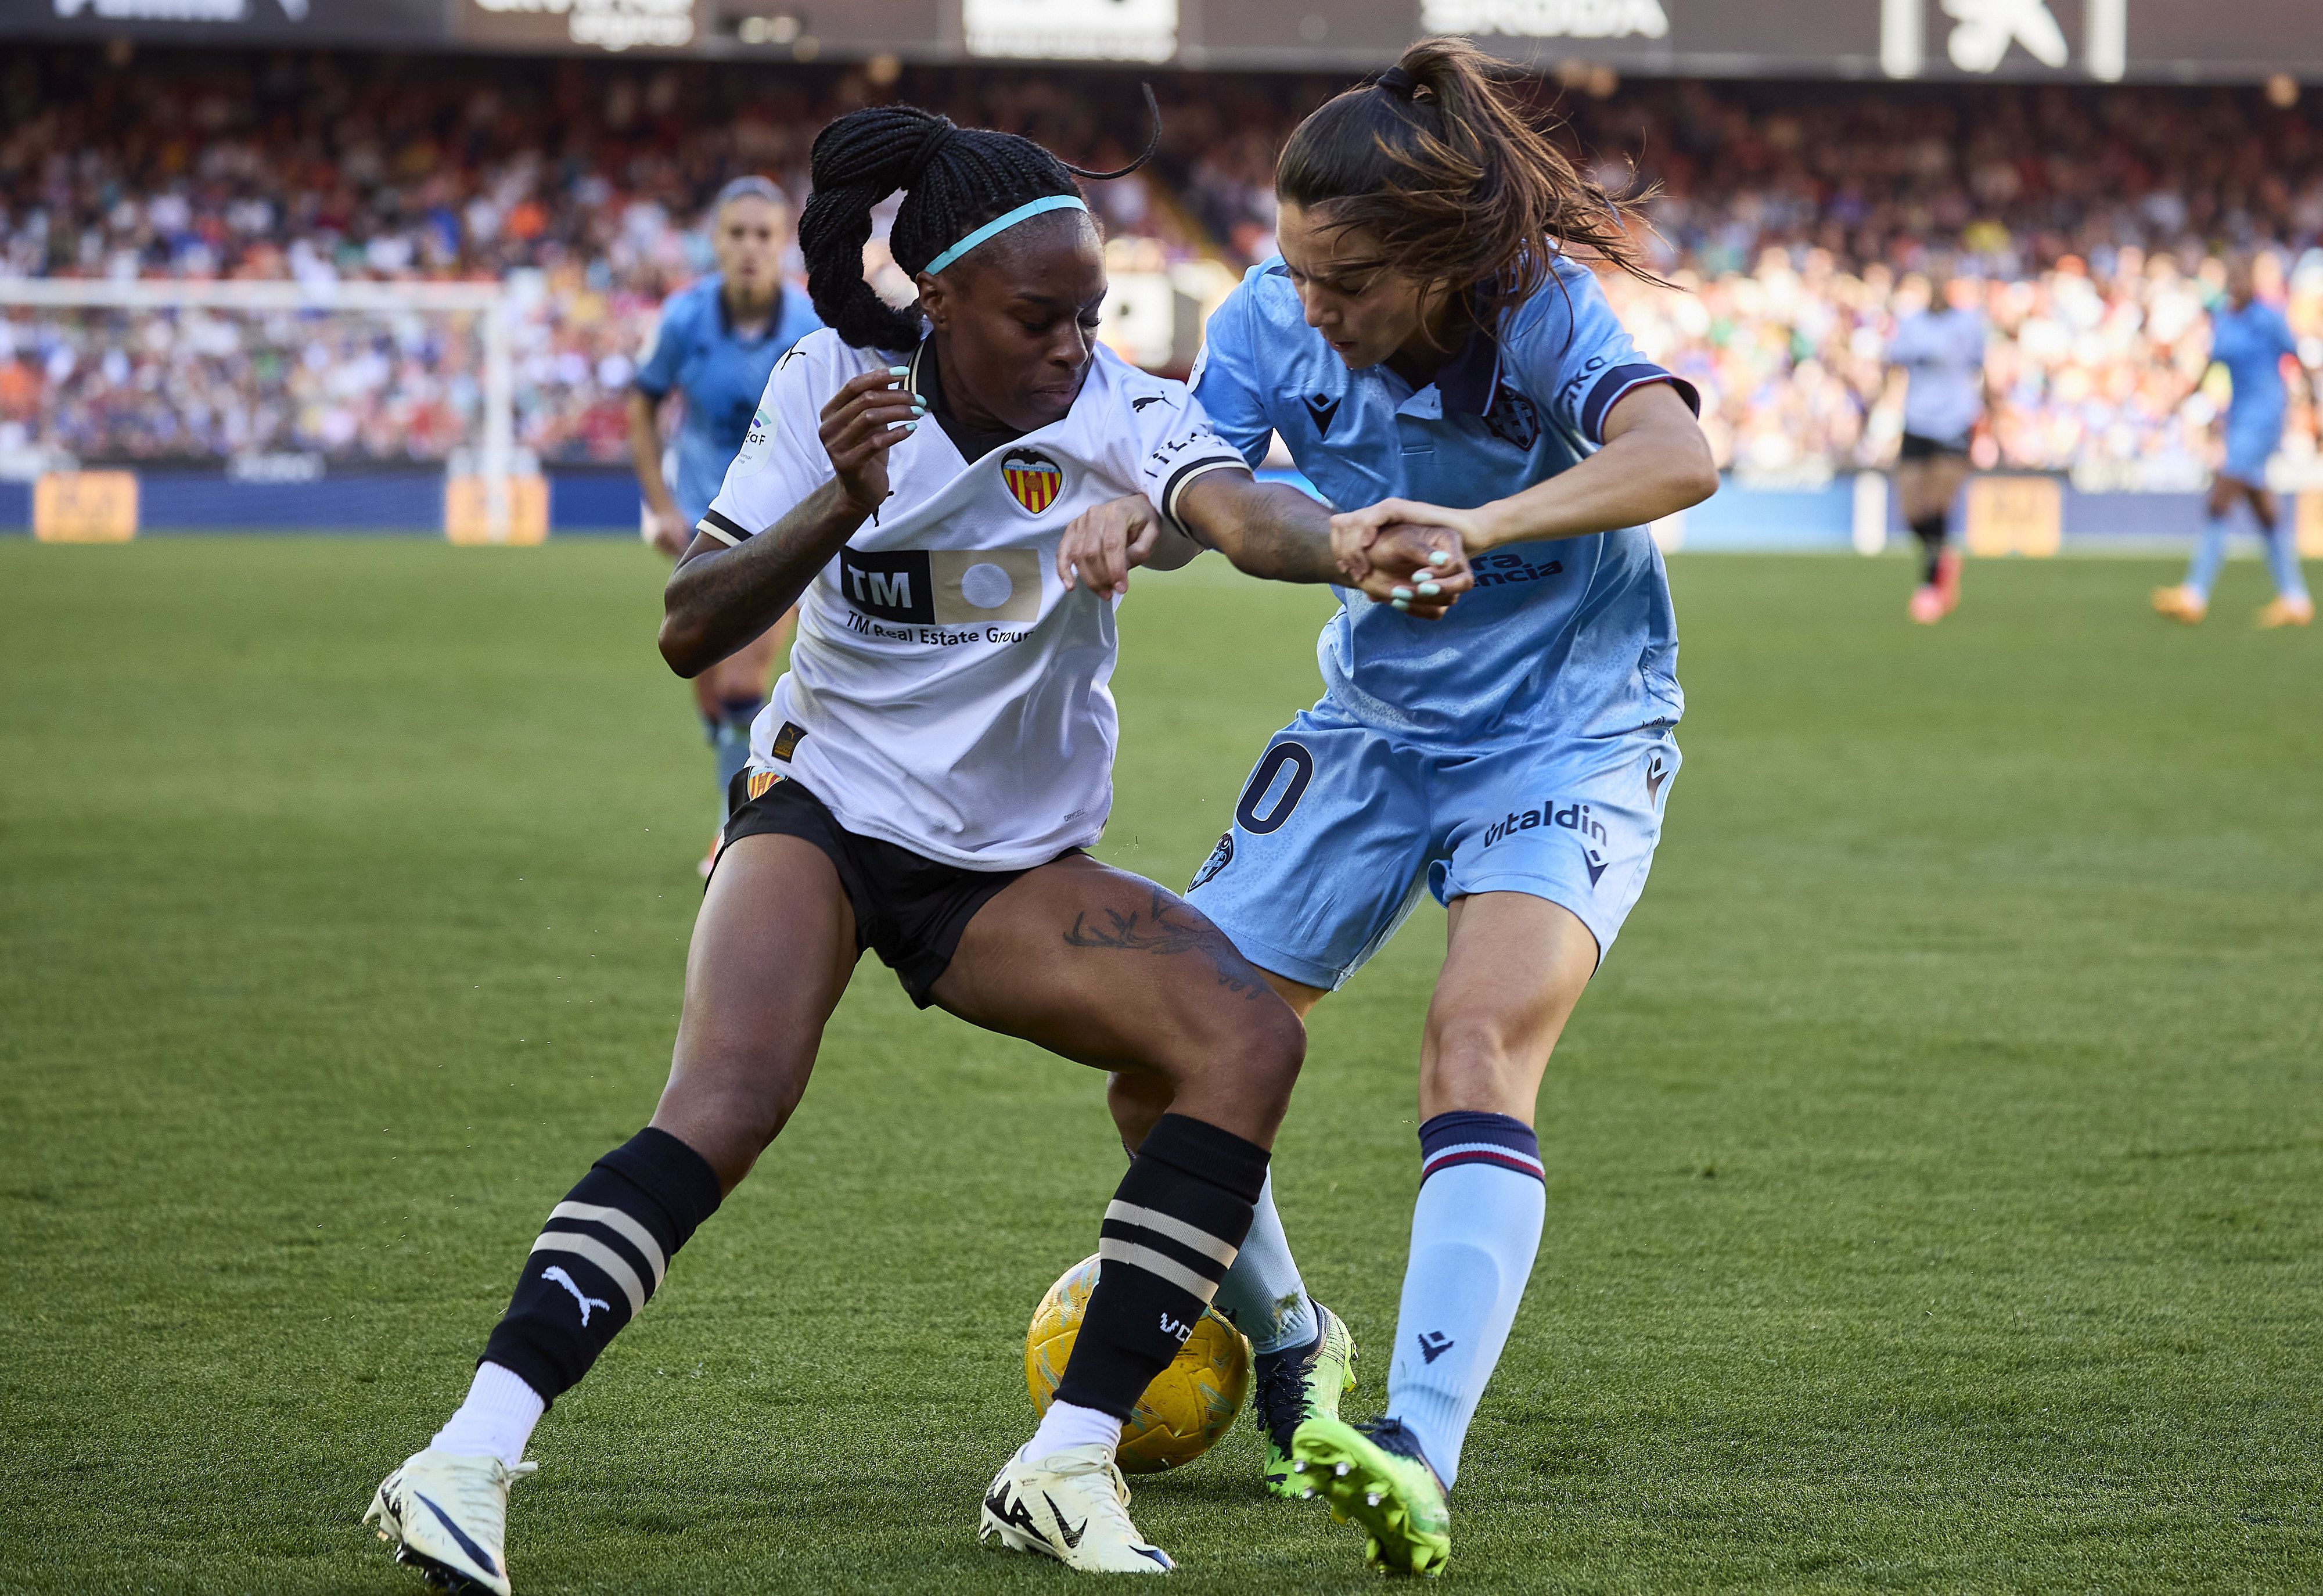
[2186,513,2231,599]
[1210,1173,1316,1354]
[1384,1112,1545,1489]
[707,698,764,820]
[2262,524,2309,602]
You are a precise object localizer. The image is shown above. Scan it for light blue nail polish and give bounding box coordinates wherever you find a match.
[1429,550,1452,566]
[887,365,909,376]
[911,402,926,415]
[1391,598,1411,612]
[1391,586,1414,600]
[1418,581,1441,596]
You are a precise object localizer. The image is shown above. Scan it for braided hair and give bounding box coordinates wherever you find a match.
[799,93,1157,350]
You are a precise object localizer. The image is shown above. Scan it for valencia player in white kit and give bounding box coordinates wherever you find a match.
[360,102,1471,1589]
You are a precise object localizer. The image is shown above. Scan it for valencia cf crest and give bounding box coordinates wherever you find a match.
[1001,448,1064,515]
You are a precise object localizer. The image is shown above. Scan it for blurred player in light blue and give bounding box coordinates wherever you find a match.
[627,176,825,850]
[1886,269,1988,624]
[1094,39,1717,1576]
[2154,258,2317,628]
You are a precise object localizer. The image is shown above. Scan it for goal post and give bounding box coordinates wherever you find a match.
[0,276,529,542]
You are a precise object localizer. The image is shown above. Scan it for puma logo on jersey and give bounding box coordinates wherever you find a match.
[541,1266,610,1325]
[1131,394,1163,411]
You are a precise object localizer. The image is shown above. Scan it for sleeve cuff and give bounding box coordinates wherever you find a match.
[696,507,752,547]
[1580,365,1700,444]
[1159,455,1252,534]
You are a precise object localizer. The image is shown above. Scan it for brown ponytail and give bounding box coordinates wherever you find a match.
[1275,37,1653,323]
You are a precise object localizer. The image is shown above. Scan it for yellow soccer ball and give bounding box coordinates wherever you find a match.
[1023,1253,1252,1474]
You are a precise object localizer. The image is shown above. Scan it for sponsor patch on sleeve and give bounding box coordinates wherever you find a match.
[730,404,776,478]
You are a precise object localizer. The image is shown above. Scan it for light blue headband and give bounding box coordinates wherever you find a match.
[922,195,1088,277]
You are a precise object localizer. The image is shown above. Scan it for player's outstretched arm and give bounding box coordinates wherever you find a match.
[625,389,691,557]
[1058,477,1474,618]
[1331,383,1717,573]
[658,369,918,677]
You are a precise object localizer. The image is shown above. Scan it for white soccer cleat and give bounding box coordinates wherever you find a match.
[364,1448,537,1595]
[979,1442,1175,1573]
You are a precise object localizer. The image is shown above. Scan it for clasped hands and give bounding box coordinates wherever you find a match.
[1056,492,1479,619]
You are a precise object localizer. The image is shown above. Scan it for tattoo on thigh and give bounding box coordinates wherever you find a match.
[1062,888,1267,999]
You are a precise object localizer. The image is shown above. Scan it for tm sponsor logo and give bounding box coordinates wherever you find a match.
[839,610,1032,646]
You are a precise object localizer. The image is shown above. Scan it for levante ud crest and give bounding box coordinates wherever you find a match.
[1002,448,1063,515]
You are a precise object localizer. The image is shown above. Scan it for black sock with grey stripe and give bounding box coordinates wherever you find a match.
[1053,1113,1270,1420]
[479,1127,722,1402]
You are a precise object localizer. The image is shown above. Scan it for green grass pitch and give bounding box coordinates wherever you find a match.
[2,540,2319,1593]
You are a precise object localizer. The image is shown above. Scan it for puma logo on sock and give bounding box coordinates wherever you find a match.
[542,1266,610,1325]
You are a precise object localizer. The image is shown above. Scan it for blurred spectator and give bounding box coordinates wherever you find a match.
[1608,246,2323,483]
[0,48,1202,466]
[3,47,2320,477]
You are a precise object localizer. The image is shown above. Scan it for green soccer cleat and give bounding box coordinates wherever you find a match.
[1289,1414,1450,1577]
[1253,1304,1357,1500]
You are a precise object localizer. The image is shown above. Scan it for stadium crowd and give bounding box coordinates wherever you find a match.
[2,46,2320,477]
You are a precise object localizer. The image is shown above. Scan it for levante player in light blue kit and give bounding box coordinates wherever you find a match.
[627,176,826,847]
[2153,257,2316,628]
[1070,39,1717,1576]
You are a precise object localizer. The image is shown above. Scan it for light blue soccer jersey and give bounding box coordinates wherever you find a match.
[1888,305,1987,448]
[634,274,824,523]
[2213,300,2298,422]
[1192,254,1696,747]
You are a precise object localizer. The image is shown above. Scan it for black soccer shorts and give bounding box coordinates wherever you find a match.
[714,773,1069,1007]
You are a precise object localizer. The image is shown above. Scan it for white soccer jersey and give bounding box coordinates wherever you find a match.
[699,328,1249,870]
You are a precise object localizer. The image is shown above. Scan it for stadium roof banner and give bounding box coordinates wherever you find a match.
[6,0,2318,79]
[454,0,703,55]
[963,0,1177,63]
[1338,0,2323,84]
[0,0,451,46]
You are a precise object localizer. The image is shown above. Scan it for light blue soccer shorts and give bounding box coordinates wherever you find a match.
[2223,403,2284,486]
[1186,702,1681,990]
